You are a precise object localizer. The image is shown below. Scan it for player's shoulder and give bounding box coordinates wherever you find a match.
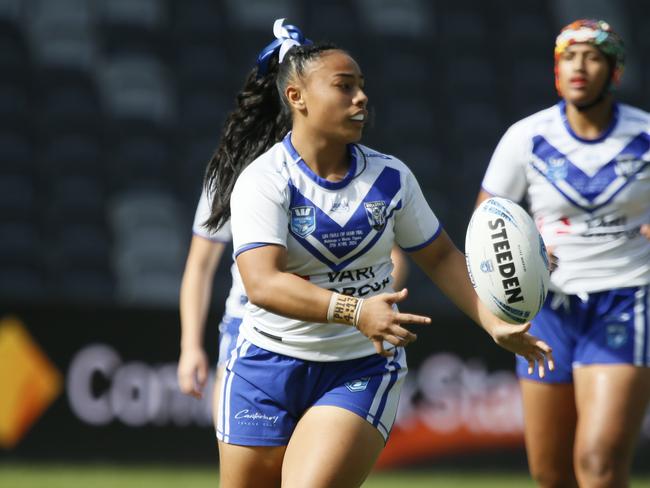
[506,104,559,137]
[355,144,413,175]
[236,142,291,189]
[617,103,650,129]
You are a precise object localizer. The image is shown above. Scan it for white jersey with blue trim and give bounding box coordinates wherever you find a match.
[230,134,441,361]
[482,102,650,294]
[192,189,247,319]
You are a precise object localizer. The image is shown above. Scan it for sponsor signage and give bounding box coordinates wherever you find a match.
[1,305,649,469]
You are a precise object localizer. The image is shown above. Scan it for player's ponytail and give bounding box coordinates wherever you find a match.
[203,19,336,232]
[202,54,288,231]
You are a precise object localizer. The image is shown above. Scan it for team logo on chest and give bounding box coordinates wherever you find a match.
[614,155,644,178]
[290,205,316,237]
[364,201,387,231]
[546,157,568,181]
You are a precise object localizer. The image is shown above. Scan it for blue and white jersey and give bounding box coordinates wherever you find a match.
[482,102,650,294]
[192,189,247,319]
[230,134,441,361]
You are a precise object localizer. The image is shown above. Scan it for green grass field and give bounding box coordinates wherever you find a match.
[2,465,650,488]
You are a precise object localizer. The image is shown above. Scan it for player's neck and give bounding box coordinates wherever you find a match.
[290,129,349,181]
[565,97,614,140]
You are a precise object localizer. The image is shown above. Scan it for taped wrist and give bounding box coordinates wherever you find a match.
[327,293,364,327]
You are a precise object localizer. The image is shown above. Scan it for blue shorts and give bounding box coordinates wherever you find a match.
[216,337,407,446]
[216,316,242,366]
[517,285,650,383]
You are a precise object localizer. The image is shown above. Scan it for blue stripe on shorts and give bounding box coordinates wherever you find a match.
[216,316,242,366]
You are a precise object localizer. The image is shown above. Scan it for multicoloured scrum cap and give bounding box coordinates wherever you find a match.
[554,19,625,93]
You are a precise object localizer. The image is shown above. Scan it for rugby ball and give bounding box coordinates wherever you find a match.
[465,197,550,324]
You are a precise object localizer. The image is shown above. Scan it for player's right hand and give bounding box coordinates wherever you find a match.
[641,223,650,240]
[356,288,431,357]
[177,347,209,399]
[546,245,559,273]
[488,321,555,378]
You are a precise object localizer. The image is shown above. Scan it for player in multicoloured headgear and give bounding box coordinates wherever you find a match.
[554,19,625,108]
[477,16,650,488]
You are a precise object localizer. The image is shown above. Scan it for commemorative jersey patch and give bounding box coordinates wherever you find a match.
[290,206,316,237]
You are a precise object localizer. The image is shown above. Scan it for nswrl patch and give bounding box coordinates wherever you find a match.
[290,205,316,237]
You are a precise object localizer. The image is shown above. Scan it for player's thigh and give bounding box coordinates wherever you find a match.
[281,406,385,488]
[574,365,650,469]
[520,379,578,486]
[218,442,287,488]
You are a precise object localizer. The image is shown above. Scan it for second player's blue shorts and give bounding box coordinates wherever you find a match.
[216,316,243,367]
[216,336,407,446]
[517,285,650,383]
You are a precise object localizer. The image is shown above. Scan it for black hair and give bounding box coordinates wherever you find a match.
[203,42,339,231]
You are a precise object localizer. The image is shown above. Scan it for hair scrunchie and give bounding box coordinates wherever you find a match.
[256,18,313,77]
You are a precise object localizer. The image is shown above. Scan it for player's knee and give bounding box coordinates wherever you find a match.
[576,447,625,486]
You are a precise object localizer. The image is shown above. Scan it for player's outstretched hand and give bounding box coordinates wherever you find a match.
[641,223,650,241]
[545,245,559,273]
[356,288,431,357]
[489,322,555,378]
[177,346,209,399]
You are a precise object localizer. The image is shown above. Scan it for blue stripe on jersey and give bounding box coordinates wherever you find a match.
[532,133,650,212]
[287,167,402,271]
[283,134,358,190]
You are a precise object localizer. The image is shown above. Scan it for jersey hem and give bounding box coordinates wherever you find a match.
[240,323,380,362]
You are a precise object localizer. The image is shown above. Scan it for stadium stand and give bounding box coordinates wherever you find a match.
[0,0,645,307]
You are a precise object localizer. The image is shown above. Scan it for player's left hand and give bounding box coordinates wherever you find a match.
[177,346,209,399]
[489,322,555,378]
[641,224,650,240]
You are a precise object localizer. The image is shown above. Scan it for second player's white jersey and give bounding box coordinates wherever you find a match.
[193,190,247,319]
[231,134,441,361]
[482,102,650,294]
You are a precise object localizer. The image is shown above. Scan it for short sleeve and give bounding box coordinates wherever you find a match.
[192,188,232,242]
[481,124,529,201]
[394,168,441,252]
[231,168,289,257]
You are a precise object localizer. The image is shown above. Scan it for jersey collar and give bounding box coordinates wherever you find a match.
[282,132,358,190]
[558,100,619,144]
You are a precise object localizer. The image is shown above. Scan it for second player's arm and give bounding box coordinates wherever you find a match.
[178,236,226,398]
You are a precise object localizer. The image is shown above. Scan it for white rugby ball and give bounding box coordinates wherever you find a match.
[465,197,550,324]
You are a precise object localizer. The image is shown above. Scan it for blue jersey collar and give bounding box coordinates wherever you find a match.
[282,133,357,190]
[559,100,619,144]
